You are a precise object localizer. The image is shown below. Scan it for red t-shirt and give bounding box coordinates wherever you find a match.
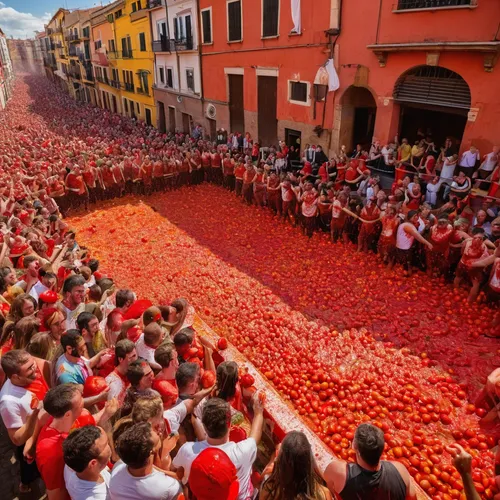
[36,422,70,496]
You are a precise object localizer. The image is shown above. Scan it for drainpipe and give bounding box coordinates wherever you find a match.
[375,0,383,45]
[196,0,205,117]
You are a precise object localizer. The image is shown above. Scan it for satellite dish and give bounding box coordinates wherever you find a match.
[206,103,216,119]
[177,95,183,103]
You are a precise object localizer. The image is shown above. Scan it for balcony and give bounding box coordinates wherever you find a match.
[152,38,175,52]
[174,36,194,51]
[130,7,148,22]
[66,33,81,43]
[96,75,110,86]
[110,80,121,89]
[136,87,150,96]
[124,82,135,92]
[394,0,474,11]
[108,50,133,60]
[147,0,163,8]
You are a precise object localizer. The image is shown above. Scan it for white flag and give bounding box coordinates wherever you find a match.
[291,0,301,34]
[325,58,340,92]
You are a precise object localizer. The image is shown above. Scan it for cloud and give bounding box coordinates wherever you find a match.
[0,5,52,38]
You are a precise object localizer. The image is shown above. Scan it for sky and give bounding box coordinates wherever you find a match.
[0,0,107,38]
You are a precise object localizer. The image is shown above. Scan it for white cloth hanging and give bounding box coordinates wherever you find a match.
[325,58,340,92]
[291,0,301,34]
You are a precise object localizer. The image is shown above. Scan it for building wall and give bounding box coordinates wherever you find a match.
[333,0,500,154]
[199,0,334,148]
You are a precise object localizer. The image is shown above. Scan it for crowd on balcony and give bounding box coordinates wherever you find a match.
[0,70,497,500]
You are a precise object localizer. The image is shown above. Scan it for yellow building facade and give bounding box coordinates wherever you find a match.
[105,0,156,125]
[48,8,70,92]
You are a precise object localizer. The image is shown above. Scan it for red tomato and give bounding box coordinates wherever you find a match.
[83,376,108,398]
[240,373,255,388]
[201,370,216,389]
[217,338,228,350]
[71,409,96,430]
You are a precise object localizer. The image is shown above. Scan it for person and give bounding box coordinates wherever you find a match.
[154,340,179,385]
[397,138,411,165]
[474,146,499,183]
[109,422,183,499]
[76,311,104,358]
[121,358,156,417]
[59,275,86,330]
[36,384,84,500]
[54,330,90,385]
[458,145,480,178]
[454,228,491,303]
[324,423,416,500]
[135,322,164,371]
[63,425,112,500]
[378,207,399,268]
[426,216,453,277]
[175,361,201,400]
[260,430,332,500]
[105,339,137,404]
[395,210,433,276]
[173,395,265,499]
[0,350,48,492]
[448,444,482,500]
[29,270,57,303]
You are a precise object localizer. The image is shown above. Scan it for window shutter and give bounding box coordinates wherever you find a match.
[202,11,212,43]
[174,18,179,40]
[228,1,241,41]
[185,15,192,40]
[139,33,146,51]
[263,0,279,37]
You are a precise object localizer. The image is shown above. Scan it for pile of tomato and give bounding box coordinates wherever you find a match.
[70,187,499,499]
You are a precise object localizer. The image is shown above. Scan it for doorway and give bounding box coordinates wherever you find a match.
[258,75,278,146]
[168,106,176,133]
[158,101,166,132]
[229,74,244,134]
[398,105,467,148]
[209,118,217,141]
[285,128,301,153]
[145,107,152,127]
[338,86,377,153]
[182,112,191,134]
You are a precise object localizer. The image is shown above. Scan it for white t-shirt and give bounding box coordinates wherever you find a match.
[135,334,161,371]
[440,158,456,181]
[173,438,257,500]
[164,401,188,434]
[480,152,499,172]
[59,302,86,330]
[105,370,128,405]
[459,150,479,168]
[29,280,49,302]
[0,379,34,429]
[64,465,111,500]
[109,461,182,500]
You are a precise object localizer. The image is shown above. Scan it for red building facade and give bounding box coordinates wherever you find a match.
[199,0,337,150]
[333,0,500,155]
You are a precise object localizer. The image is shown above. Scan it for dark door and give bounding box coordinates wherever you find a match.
[229,74,244,134]
[158,101,166,132]
[111,95,117,113]
[352,107,376,151]
[185,15,192,46]
[168,106,176,133]
[145,107,152,126]
[285,128,301,152]
[182,112,190,134]
[209,118,217,141]
[258,76,277,146]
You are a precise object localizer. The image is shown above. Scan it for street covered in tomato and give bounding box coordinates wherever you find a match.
[70,186,499,498]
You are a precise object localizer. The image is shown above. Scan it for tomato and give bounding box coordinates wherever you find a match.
[217,338,228,350]
[201,370,216,388]
[83,376,108,398]
[240,373,255,388]
[71,409,96,430]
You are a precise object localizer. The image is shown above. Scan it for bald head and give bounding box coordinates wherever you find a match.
[144,322,163,348]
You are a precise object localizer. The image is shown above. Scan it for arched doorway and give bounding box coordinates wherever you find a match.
[394,66,471,148]
[339,86,377,153]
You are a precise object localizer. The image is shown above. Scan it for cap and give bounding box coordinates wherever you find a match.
[189,448,239,500]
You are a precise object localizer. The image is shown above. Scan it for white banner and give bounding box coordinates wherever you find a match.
[291,0,301,34]
[325,58,340,92]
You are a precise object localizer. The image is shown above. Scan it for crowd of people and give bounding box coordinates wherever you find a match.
[0,74,497,499]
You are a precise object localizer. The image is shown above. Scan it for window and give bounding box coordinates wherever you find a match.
[289,81,308,104]
[139,33,146,51]
[115,9,122,19]
[157,20,168,40]
[82,27,90,38]
[159,67,165,85]
[227,1,242,41]
[263,0,279,37]
[174,15,192,42]
[108,39,116,52]
[166,68,173,88]
[121,36,132,57]
[397,0,471,10]
[123,98,128,113]
[94,40,102,50]
[201,9,212,44]
[186,68,195,92]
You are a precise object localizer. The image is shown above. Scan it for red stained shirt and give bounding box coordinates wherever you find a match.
[36,422,70,497]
